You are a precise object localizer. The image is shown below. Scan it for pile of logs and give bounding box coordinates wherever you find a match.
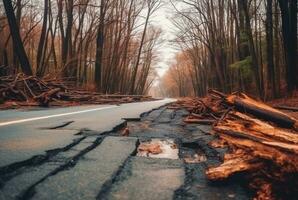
[0,73,154,108]
[171,90,298,200]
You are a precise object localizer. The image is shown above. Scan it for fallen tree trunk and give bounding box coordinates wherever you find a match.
[212,112,298,166]
[206,153,263,180]
[226,93,298,129]
[34,88,61,106]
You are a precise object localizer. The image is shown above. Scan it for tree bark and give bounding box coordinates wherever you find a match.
[36,0,49,77]
[266,0,276,98]
[95,0,106,92]
[2,0,33,75]
[130,0,154,94]
[242,0,263,97]
[278,0,298,93]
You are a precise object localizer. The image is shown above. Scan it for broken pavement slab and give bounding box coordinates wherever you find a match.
[0,105,252,200]
[0,137,96,200]
[0,99,174,167]
[29,137,137,200]
[101,157,185,200]
[0,129,82,168]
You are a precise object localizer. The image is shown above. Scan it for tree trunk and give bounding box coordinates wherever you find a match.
[130,2,151,94]
[95,0,106,92]
[237,0,250,59]
[242,0,263,97]
[36,0,49,77]
[266,0,276,98]
[278,0,298,93]
[2,0,33,75]
[62,0,74,77]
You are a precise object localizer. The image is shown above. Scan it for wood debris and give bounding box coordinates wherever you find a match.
[121,127,130,137]
[138,143,163,155]
[171,90,298,200]
[0,73,155,108]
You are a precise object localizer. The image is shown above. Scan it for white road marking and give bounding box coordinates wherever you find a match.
[0,106,117,127]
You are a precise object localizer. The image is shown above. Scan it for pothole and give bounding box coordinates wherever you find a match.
[137,139,179,159]
[183,153,207,163]
[180,141,207,163]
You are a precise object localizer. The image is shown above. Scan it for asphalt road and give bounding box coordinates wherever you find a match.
[0,99,174,168]
[0,99,250,200]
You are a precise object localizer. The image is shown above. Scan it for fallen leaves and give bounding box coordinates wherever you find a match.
[138,143,163,155]
[137,139,179,159]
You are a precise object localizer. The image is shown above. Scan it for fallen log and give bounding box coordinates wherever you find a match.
[214,112,298,165]
[216,112,298,145]
[206,111,298,199]
[226,93,298,129]
[206,154,263,180]
[34,88,61,106]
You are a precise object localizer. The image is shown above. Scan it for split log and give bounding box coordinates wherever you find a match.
[206,154,263,180]
[208,139,227,148]
[214,112,298,163]
[218,112,298,145]
[226,93,298,129]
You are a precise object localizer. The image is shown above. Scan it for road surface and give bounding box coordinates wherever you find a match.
[0,99,174,167]
[0,99,250,200]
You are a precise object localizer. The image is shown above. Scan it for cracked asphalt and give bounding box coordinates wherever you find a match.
[0,100,251,200]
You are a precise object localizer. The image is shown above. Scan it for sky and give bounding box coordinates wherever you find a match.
[149,3,178,78]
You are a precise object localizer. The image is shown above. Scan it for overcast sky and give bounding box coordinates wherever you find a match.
[150,3,178,78]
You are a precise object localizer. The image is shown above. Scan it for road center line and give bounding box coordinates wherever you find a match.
[0,106,117,127]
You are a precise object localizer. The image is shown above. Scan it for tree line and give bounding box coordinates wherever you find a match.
[0,0,163,95]
[161,0,297,99]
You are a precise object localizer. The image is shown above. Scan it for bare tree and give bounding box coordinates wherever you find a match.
[2,0,32,75]
[130,0,161,94]
[36,0,49,77]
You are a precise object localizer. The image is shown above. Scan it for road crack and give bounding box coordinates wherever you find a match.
[19,136,105,200]
[40,121,75,129]
[0,136,86,189]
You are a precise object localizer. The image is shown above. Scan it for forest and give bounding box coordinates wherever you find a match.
[160,0,297,100]
[0,0,297,100]
[0,0,163,96]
